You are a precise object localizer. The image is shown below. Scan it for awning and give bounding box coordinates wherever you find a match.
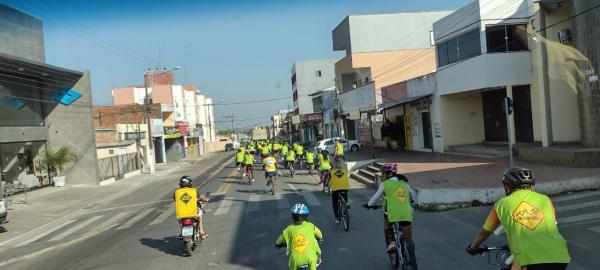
[378,94,432,111]
[0,52,83,94]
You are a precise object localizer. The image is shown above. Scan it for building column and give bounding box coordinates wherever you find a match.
[506,86,516,144]
[531,2,553,147]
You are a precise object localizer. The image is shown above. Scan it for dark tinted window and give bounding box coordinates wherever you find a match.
[436,42,448,66]
[507,24,528,51]
[447,37,458,63]
[486,25,507,52]
[459,29,481,60]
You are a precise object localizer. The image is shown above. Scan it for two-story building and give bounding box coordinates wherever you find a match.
[331,11,452,146]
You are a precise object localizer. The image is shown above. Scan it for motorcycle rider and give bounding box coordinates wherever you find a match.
[275,203,323,270]
[467,167,571,270]
[174,176,209,239]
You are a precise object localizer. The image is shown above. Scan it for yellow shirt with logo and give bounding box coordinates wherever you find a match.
[330,168,350,191]
[174,187,198,219]
[263,157,277,172]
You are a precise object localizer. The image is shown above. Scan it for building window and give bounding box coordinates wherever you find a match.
[365,76,370,83]
[316,70,322,77]
[436,28,481,67]
[109,149,114,155]
[486,24,528,53]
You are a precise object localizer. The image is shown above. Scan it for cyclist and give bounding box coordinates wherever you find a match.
[235,148,245,174]
[329,163,349,224]
[305,150,315,175]
[244,150,255,183]
[263,152,279,192]
[285,148,296,171]
[261,142,270,156]
[318,151,332,188]
[275,203,323,270]
[281,143,289,161]
[363,163,417,269]
[467,167,571,270]
[334,138,345,165]
[273,142,282,158]
[174,176,209,239]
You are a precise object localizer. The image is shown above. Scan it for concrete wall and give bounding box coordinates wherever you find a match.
[333,11,453,54]
[46,70,100,185]
[112,87,136,105]
[440,91,485,147]
[340,83,375,113]
[292,58,339,115]
[96,143,137,159]
[436,52,531,95]
[0,4,45,62]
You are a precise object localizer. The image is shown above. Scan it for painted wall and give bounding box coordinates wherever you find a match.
[440,91,485,147]
[292,58,339,115]
[112,87,136,105]
[0,4,45,62]
[96,143,137,159]
[436,52,531,95]
[333,11,453,54]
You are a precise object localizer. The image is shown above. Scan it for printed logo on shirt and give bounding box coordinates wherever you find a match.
[512,201,545,231]
[292,233,309,254]
[180,192,192,204]
[393,187,408,203]
[334,169,345,178]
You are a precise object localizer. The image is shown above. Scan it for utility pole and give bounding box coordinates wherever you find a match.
[144,72,153,150]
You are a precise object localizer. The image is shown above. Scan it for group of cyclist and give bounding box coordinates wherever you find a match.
[181,136,572,270]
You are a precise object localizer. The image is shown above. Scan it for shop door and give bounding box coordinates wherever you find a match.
[513,85,534,142]
[482,88,508,141]
[422,112,433,149]
[345,119,356,140]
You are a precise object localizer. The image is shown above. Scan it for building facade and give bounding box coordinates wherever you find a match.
[0,4,99,187]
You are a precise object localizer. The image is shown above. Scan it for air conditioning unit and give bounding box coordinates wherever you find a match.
[558,29,572,44]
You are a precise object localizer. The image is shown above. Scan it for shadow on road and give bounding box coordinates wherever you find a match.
[140,236,189,257]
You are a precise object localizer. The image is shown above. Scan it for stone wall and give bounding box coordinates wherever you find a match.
[573,0,600,147]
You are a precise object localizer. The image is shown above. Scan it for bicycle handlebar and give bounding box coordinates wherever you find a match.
[362,204,381,210]
[468,245,509,255]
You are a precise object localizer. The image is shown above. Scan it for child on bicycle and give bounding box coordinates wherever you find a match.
[305,150,315,175]
[363,163,417,269]
[244,150,255,182]
[329,162,349,224]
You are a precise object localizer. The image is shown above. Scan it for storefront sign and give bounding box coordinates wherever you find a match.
[176,121,189,136]
[300,113,322,122]
[164,126,181,139]
[150,119,164,137]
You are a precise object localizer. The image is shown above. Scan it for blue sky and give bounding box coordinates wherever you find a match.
[1,0,470,129]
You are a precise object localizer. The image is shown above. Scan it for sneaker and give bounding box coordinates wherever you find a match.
[252,179,255,182]
[243,173,246,177]
[387,242,397,253]
[334,218,340,224]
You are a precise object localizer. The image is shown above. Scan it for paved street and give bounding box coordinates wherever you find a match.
[0,157,598,270]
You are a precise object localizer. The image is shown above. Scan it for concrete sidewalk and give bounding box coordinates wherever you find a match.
[0,151,231,245]
[346,149,600,210]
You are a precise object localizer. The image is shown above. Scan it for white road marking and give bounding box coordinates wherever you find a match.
[589,226,600,233]
[553,191,600,203]
[560,212,600,224]
[116,208,155,230]
[16,219,77,247]
[556,200,600,212]
[149,207,176,225]
[90,212,130,231]
[247,195,260,212]
[288,183,322,206]
[214,197,233,215]
[49,215,104,241]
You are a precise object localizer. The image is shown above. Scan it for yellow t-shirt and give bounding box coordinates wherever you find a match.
[263,157,277,172]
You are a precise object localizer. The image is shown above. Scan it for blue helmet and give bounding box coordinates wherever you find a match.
[291,203,309,215]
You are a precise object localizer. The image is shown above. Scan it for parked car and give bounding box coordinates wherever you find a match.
[313,137,361,154]
[224,143,234,152]
[0,199,7,224]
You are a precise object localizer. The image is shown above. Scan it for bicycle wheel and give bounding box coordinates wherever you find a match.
[341,199,350,232]
[399,237,409,270]
[271,181,276,196]
[388,247,400,269]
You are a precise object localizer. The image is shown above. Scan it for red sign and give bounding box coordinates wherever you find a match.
[176,121,189,136]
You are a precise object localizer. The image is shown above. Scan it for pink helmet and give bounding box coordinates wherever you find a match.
[380,163,397,174]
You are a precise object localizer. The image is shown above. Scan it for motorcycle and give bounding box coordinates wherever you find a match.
[180,193,210,256]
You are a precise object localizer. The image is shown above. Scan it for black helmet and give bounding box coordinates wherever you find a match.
[502,167,535,189]
[179,175,193,188]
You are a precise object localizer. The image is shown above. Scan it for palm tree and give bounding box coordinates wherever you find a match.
[39,146,78,176]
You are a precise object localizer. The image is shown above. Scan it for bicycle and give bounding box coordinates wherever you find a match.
[320,170,331,195]
[287,161,295,178]
[363,205,411,270]
[266,173,277,196]
[336,192,350,232]
[469,245,512,270]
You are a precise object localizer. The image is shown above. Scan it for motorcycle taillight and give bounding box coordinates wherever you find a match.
[182,219,193,226]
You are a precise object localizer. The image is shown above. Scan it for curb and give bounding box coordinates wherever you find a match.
[415,175,600,211]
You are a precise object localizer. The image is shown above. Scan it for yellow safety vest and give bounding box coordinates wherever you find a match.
[175,187,198,219]
[330,168,350,191]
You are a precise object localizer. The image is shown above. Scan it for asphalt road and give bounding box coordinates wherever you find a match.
[1,156,599,270]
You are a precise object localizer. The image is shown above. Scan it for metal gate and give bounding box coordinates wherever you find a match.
[98,153,140,180]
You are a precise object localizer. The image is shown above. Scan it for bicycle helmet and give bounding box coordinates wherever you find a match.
[291,203,309,215]
[502,167,535,189]
[179,175,193,188]
[380,163,397,174]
